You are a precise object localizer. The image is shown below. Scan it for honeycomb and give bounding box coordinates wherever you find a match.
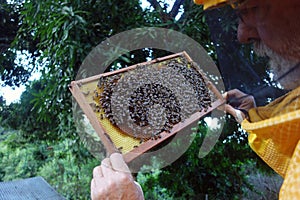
[92,54,213,154]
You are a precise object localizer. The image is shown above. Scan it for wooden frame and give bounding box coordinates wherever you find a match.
[69,51,225,163]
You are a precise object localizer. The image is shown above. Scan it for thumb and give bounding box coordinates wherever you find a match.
[110,153,131,173]
[224,104,236,116]
[224,104,245,124]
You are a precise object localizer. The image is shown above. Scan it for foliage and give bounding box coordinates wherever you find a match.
[0,0,33,87]
[36,140,99,199]
[137,118,280,199]
[0,128,98,199]
[137,167,174,200]
[0,131,42,180]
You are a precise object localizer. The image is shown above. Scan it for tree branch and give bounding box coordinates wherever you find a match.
[147,0,172,22]
[169,0,185,18]
[147,0,163,11]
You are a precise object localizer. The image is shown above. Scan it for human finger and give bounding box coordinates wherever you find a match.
[224,104,236,116]
[224,89,256,110]
[92,166,103,182]
[91,174,107,200]
[224,104,245,124]
[101,157,113,169]
[101,157,118,179]
[226,89,247,98]
[110,153,131,173]
[225,89,248,107]
[90,179,99,200]
[222,92,228,101]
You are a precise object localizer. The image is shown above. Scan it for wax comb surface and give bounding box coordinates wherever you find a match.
[70,52,224,162]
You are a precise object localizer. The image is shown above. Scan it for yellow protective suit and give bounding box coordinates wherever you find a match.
[192,0,300,198]
[193,0,227,9]
[242,86,300,199]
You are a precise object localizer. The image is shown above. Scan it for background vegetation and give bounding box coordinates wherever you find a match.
[1,0,283,199]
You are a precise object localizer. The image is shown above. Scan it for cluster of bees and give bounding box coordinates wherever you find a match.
[129,83,182,136]
[93,56,212,140]
[95,74,121,124]
[167,59,212,111]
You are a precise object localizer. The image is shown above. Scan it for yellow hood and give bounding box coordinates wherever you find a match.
[194,0,228,10]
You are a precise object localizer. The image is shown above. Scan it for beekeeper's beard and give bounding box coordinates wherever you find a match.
[254,42,300,90]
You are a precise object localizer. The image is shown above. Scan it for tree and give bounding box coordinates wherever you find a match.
[0,0,35,87]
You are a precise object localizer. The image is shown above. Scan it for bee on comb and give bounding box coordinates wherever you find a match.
[70,52,224,163]
[94,55,212,140]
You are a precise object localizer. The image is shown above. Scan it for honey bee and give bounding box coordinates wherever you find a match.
[118,146,123,152]
[94,56,212,142]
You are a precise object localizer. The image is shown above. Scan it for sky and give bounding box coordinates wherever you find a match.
[0,85,26,104]
[0,49,42,105]
[0,71,41,105]
[0,0,181,105]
